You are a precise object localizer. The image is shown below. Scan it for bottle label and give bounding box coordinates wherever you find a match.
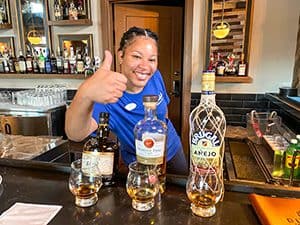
[26,61,32,69]
[19,61,26,71]
[191,130,220,168]
[98,152,114,176]
[217,66,225,75]
[238,64,246,76]
[285,154,300,169]
[135,133,166,165]
[81,151,101,176]
[202,71,215,92]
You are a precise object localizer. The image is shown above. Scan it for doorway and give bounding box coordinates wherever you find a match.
[114,3,183,134]
[100,0,194,154]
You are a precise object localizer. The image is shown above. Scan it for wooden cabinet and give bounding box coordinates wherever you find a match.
[0,0,12,29]
[47,0,92,26]
[206,0,254,83]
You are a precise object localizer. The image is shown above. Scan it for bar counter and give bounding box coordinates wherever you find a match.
[0,164,260,225]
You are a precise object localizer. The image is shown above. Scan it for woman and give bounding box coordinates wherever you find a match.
[65,27,188,175]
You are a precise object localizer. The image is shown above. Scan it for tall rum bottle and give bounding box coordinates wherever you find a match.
[134,95,167,193]
[189,70,226,204]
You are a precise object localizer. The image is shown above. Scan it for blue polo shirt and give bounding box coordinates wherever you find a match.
[92,70,181,165]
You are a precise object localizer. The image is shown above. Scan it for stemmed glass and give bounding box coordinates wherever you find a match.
[126,162,160,211]
[186,168,222,217]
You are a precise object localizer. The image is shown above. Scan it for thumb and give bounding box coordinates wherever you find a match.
[101,50,113,71]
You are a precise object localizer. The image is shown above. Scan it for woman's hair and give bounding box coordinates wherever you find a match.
[118,26,159,52]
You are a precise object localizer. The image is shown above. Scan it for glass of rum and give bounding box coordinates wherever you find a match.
[69,159,102,207]
[126,161,159,211]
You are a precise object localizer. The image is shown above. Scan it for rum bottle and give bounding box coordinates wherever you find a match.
[82,112,119,186]
[215,53,226,76]
[50,53,58,74]
[56,46,64,74]
[25,50,33,73]
[54,0,62,21]
[189,70,226,202]
[8,49,16,73]
[38,49,45,73]
[18,49,26,74]
[134,95,167,193]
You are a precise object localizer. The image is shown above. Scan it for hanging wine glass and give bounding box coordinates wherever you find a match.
[213,0,230,39]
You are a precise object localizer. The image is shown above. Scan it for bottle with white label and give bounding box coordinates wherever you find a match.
[237,53,247,76]
[189,70,226,206]
[82,112,118,186]
[134,95,167,193]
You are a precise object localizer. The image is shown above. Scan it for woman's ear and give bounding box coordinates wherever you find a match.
[118,51,123,64]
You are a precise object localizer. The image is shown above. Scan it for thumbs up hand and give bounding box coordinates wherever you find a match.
[80,50,127,104]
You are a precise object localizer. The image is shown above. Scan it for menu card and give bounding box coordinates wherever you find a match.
[249,193,300,225]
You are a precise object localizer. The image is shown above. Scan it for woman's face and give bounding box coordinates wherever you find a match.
[119,36,158,93]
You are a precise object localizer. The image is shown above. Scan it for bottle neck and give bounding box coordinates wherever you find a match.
[97,123,109,144]
[200,92,216,104]
[144,105,157,119]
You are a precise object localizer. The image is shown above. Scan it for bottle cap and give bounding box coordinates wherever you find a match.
[290,139,298,144]
[99,112,109,120]
[143,95,158,103]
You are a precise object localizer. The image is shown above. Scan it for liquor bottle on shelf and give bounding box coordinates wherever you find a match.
[56,46,64,74]
[189,70,226,208]
[68,1,78,20]
[32,50,39,73]
[82,112,119,186]
[62,0,69,20]
[38,48,45,73]
[18,49,26,74]
[237,53,247,76]
[76,48,84,74]
[63,46,70,74]
[45,49,52,74]
[207,53,215,71]
[8,49,16,73]
[54,0,62,21]
[2,48,9,73]
[84,56,94,77]
[225,53,236,76]
[25,50,33,73]
[77,0,85,19]
[134,95,168,194]
[0,53,5,73]
[50,53,58,74]
[69,45,76,74]
[215,52,226,76]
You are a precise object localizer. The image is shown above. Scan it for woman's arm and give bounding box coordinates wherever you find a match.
[65,50,127,141]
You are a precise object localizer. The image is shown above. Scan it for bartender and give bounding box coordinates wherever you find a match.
[65,27,188,175]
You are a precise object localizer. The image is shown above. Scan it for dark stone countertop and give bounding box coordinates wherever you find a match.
[0,165,260,225]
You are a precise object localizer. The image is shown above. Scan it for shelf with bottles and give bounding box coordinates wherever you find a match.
[215,75,253,83]
[48,0,92,26]
[0,73,86,79]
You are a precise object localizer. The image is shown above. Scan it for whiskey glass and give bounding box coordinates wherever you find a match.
[126,161,159,211]
[69,159,102,207]
[186,168,222,217]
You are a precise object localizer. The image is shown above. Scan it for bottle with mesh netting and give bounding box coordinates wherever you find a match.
[187,70,226,217]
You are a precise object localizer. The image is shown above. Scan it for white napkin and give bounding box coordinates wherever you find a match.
[0,202,62,225]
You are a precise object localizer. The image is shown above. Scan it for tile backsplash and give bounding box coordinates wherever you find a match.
[191,93,276,127]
